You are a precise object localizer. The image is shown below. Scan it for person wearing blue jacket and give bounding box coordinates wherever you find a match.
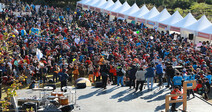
[155,62,163,86]
[145,64,155,90]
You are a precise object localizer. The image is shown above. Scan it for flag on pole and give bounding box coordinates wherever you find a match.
[36,48,43,61]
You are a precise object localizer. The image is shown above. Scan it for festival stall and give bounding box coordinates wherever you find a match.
[148,8,171,31]
[142,6,160,28]
[113,1,130,19]
[171,13,197,37]
[106,0,122,20]
[159,10,183,32]
[80,0,92,10]
[183,15,212,43]
[85,0,100,11]
[92,0,107,12]
[123,3,139,22]
[132,4,149,24]
[100,0,114,13]
[197,24,212,43]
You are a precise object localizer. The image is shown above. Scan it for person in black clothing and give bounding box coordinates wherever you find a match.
[100,62,109,89]
[129,65,137,89]
[165,63,175,89]
[58,69,69,92]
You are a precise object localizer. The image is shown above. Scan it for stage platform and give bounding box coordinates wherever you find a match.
[16,84,212,112]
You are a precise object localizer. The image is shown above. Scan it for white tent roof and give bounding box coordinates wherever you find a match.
[106,0,122,12]
[149,8,171,22]
[85,0,100,6]
[200,25,212,34]
[99,0,114,10]
[184,15,212,32]
[132,4,149,18]
[160,11,183,25]
[114,1,131,14]
[142,6,159,20]
[80,0,92,5]
[93,0,107,8]
[172,13,197,28]
[77,0,86,4]
[123,3,139,16]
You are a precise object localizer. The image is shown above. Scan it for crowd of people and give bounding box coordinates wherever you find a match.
[0,1,212,111]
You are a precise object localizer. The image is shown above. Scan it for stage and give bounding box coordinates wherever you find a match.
[16,84,212,112]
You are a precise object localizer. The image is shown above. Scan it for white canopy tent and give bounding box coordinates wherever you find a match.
[123,3,139,21]
[132,4,149,23]
[183,15,212,43]
[93,0,107,12]
[80,0,92,10]
[149,8,171,30]
[160,11,183,31]
[142,6,160,27]
[106,0,122,16]
[85,0,100,10]
[100,0,114,13]
[113,1,131,18]
[95,0,107,12]
[198,25,212,42]
[171,13,197,34]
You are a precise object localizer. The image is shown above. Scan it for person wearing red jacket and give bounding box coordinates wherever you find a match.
[171,86,182,111]
[109,65,117,85]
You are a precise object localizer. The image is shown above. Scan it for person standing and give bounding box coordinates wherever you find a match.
[172,73,183,91]
[129,65,137,89]
[165,63,175,89]
[116,64,124,87]
[58,69,69,91]
[170,86,182,111]
[145,64,155,90]
[155,62,163,86]
[101,62,109,89]
[135,67,146,92]
[53,64,60,82]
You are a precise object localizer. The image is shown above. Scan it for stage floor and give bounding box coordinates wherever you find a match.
[16,84,212,112]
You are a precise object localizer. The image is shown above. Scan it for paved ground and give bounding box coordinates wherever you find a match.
[16,84,212,112]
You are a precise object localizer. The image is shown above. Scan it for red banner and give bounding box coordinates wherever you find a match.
[104,10,110,13]
[137,18,145,23]
[83,5,88,8]
[90,6,95,10]
[118,13,125,18]
[198,32,210,39]
[170,26,180,32]
[96,8,101,12]
[128,16,135,21]
[77,3,82,6]
[159,23,168,29]
[111,12,117,16]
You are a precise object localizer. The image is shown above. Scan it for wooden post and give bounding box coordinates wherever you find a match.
[165,80,196,112]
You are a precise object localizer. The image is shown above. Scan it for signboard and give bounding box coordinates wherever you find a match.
[147,20,155,26]
[170,26,180,32]
[137,18,145,23]
[198,32,210,39]
[159,23,168,29]
[111,12,117,16]
[118,13,125,18]
[83,5,88,8]
[90,6,95,10]
[128,16,135,21]
[96,8,101,12]
[77,3,82,6]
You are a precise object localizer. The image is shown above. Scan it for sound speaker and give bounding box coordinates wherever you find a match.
[76,83,86,89]
[60,104,74,112]
[95,82,102,88]
[189,34,194,40]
